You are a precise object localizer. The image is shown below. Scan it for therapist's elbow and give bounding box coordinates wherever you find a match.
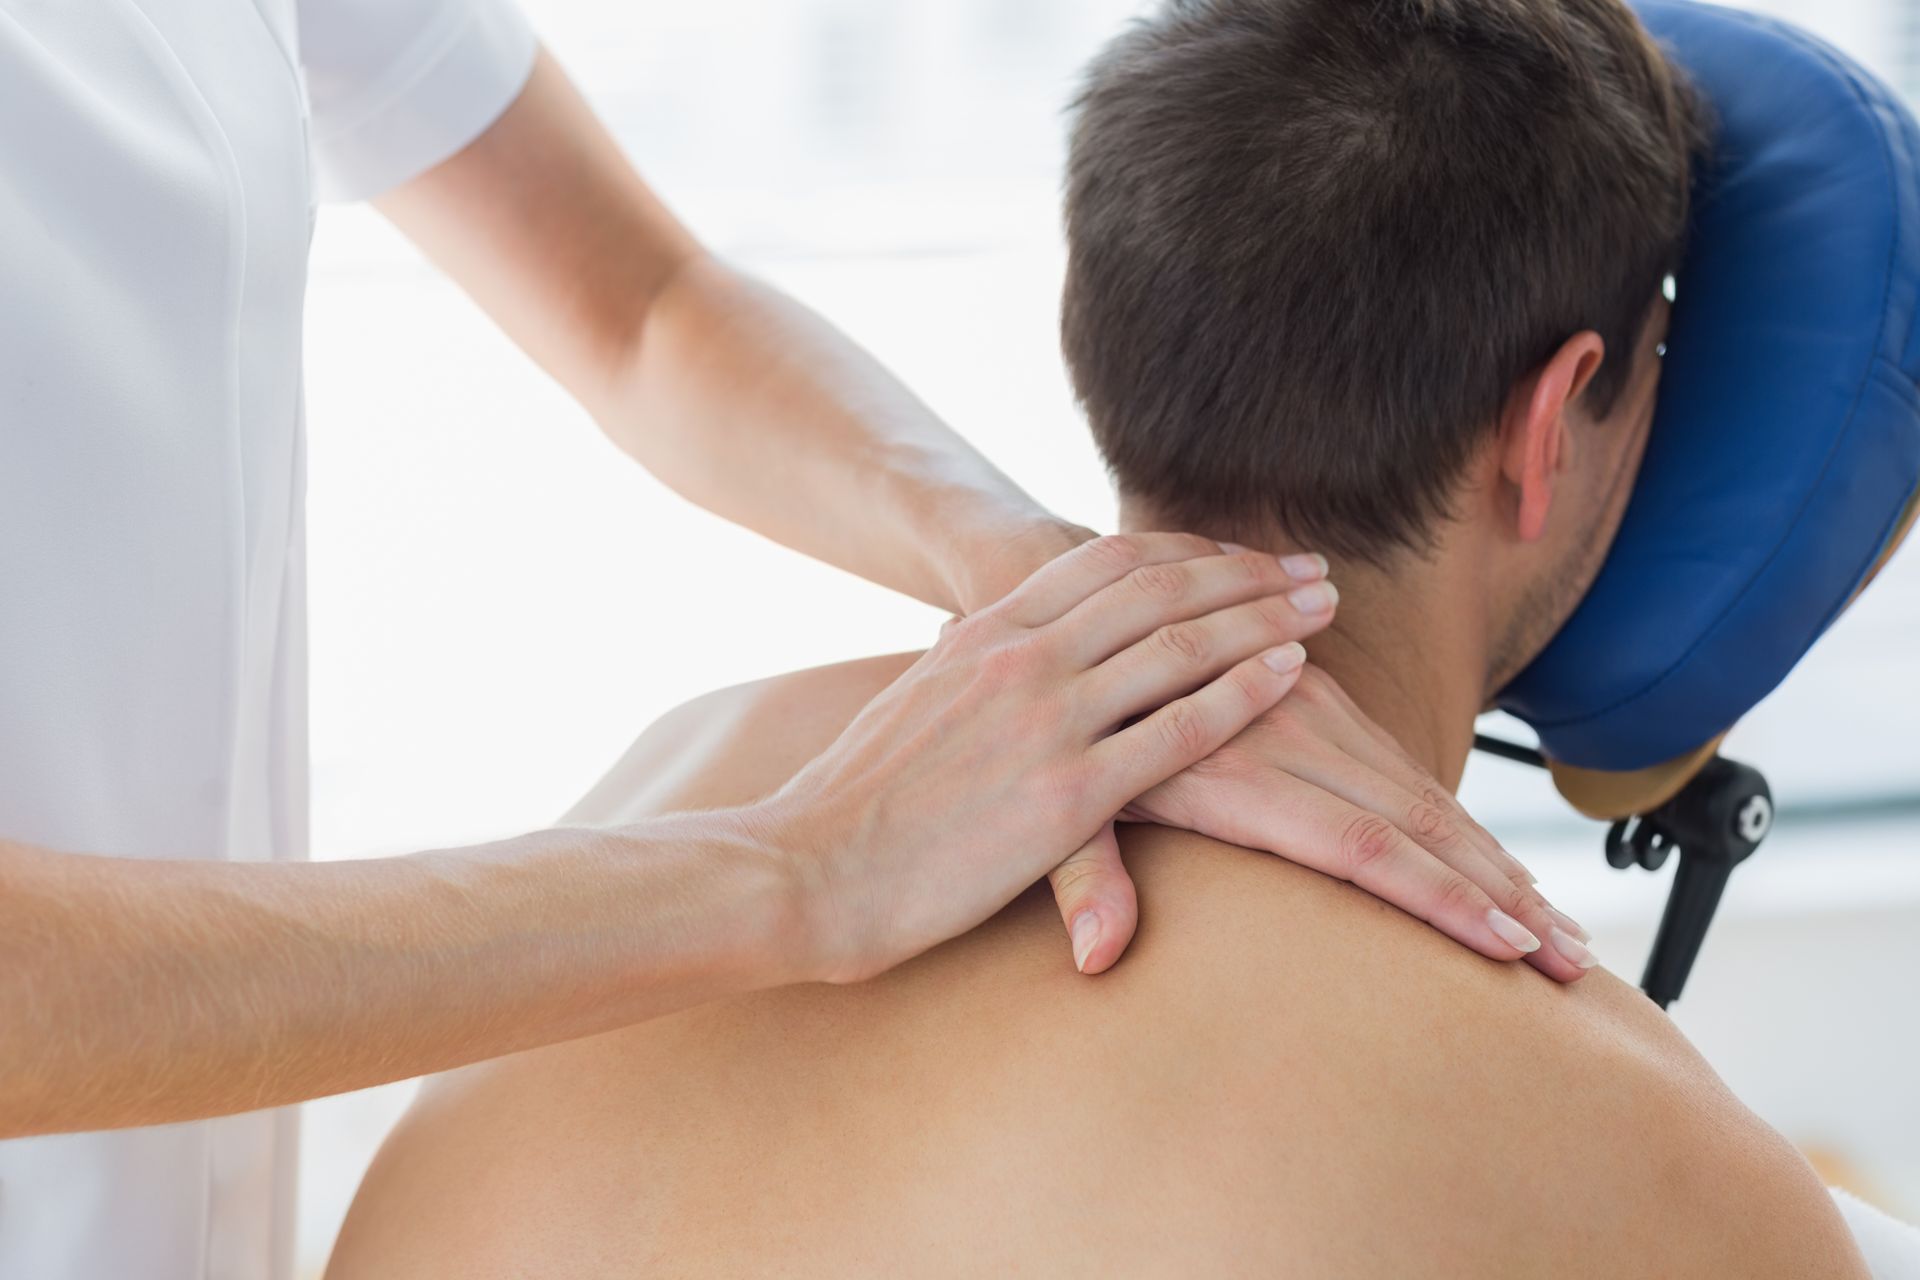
[583,249,741,451]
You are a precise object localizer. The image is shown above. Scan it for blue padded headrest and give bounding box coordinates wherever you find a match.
[1498,0,1920,784]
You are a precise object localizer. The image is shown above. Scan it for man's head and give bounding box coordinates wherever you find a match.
[1063,0,1706,689]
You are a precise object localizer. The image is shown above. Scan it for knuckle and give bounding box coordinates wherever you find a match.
[1267,707,1313,744]
[1337,814,1402,878]
[1129,561,1191,602]
[1433,874,1486,920]
[1228,661,1276,711]
[1236,552,1286,590]
[1155,620,1210,666]
[1406,802,1456,849]
[976,634,1044,686]
[933,612,977,648]
[1181,749,1239,786]
[1049,856,1107,900]
[1167,729,1259,790]
[1217,735,1262,770]
[1085,533,1145,573]
[938,609,1004,656]
[1492,881,1533,918]
[1158,700,1213,759]
[1226,704,1296,750]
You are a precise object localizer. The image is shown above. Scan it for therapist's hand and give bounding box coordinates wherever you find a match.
[755,533,1336,985]
[1048,663,1598,982]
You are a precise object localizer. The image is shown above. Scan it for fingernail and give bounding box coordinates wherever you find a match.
[1262,641,1307,673]
[1549,926,1599,970]
[1281,552,1329,580]
[1219,541,1251,555]
[1486,909,1541,954]
[1288,581,1339,614]
[1546,906,1591,944]
[1071,911,1102,973]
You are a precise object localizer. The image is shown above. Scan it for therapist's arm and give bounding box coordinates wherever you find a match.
[0,536,1327,1136]
[0,819,802,1136]
[374,47,1082,617]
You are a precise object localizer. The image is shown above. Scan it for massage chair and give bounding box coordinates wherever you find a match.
[1483,0,1920,1007]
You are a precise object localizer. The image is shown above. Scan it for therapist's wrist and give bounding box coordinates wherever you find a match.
[948,516,1098,616]
[654,804,824,994]
[719,793,877,989]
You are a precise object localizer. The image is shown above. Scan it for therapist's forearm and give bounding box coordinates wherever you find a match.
[377,49,1089,615]
[0,816,804,1137]
[595,255,1092,613]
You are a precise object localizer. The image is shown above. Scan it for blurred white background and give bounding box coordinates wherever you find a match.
[298,0,1920,1270]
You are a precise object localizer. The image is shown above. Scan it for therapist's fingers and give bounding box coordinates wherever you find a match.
[1275,753,1596,981]
[1240,774,1548,964]
[1047,548,1332,667]
[1257,667,1591,964]
[1047,822,1138,976]
[1080,587,1337,724]
[1088,644,1308,809]
[1305,669,1544,896]
[1249,663,1558,927]
[1113,660,1592,978]
[1133,755,1547,965]
[994,532,1238,627]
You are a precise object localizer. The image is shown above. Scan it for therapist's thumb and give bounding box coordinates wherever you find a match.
[1049,822,1139,976]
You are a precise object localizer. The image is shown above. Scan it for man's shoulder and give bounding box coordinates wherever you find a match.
[348,658,1862,1279]
[566,654,1860,1277]
[1065,826,1859,1275]
[562,652,923,825]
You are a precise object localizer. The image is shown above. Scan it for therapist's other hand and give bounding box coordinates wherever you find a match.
[756,533,1337,985]
[1053,663,1597,982]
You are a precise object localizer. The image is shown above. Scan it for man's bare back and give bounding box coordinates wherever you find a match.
[328,655,1863,1278]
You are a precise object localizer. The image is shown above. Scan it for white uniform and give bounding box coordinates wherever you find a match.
[0,1,535,1275]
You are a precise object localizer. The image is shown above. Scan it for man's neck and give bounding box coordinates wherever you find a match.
[1119,510,1494,791]
[1291,564,1491,791]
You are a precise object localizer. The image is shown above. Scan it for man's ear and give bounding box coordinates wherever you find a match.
[1498,331,1606,542]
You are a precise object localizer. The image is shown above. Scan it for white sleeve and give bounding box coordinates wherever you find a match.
[299,0,538,204]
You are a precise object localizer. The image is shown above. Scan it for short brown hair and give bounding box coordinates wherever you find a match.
[1062,0,1706,563]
